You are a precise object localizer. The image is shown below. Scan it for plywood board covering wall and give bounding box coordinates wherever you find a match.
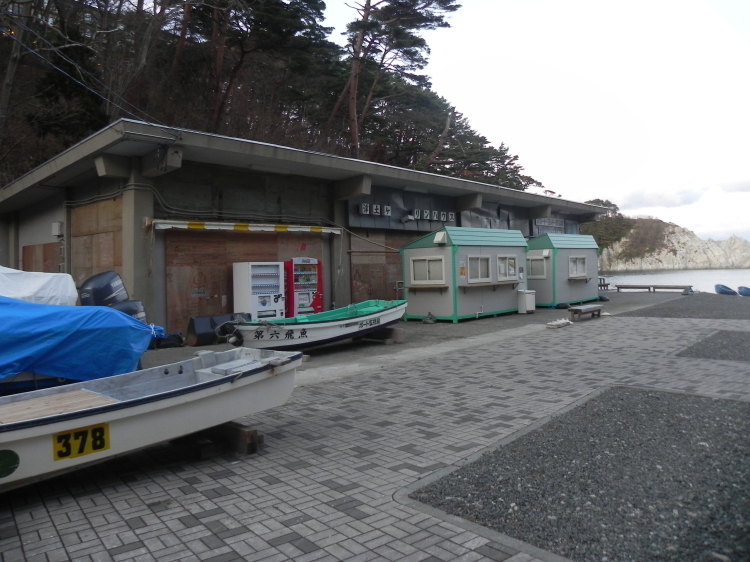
[70,199,123,286]
[165,230,325,334]
[22,242,63,273]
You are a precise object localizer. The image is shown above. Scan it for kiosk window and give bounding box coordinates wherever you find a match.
[528,258,546,279]
[569,256,587,277]
[411,257,445,285]
[497,256,518,280]
[468,256,491,283]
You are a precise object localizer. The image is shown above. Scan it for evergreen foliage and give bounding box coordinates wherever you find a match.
[580,200,636,250]
[0,0,543,191]
[580,200,670,260]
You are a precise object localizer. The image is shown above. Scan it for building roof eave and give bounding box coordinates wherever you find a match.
[0,120,605,217]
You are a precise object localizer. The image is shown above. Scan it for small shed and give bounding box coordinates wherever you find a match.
[400,227,528,323]
[526,234,600,307]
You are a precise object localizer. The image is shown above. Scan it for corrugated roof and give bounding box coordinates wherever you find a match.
[400,227,528,250]
[527,234,599,249]
[444,227,527,247]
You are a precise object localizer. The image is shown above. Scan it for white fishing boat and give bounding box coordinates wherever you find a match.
[0,347,302,493]
[222,299,408,350]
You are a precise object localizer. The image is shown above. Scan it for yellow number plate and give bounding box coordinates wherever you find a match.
[53,423,110,461]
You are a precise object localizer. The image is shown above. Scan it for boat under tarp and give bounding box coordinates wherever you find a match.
[0,296,163,388]
[0,266,78,306]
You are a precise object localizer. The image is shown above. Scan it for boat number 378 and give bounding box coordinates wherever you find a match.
[53,423,110,460]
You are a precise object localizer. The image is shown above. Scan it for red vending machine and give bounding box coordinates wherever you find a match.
[284,257,323,317]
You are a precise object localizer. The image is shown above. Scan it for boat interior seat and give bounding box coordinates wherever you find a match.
[208,359,262,376]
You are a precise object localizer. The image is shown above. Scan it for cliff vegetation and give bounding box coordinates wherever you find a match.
[580,200,750,271]
[599,222,750,272]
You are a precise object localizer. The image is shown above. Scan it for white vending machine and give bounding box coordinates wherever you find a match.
[233,262,285,319]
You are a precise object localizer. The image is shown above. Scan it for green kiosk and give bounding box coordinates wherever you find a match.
[526,234,600,307]
[400,227,529,323]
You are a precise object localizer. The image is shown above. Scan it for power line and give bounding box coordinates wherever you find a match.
[1,9,179,139]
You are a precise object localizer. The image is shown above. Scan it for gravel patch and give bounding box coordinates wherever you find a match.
[617,293,750,320]
[678,330,750,363]
[409,387,750,562]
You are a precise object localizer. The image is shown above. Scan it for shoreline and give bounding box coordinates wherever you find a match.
[600,266,750,274]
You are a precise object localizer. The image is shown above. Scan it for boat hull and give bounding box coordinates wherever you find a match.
[715,284,739,296]
[0,348,301,493]
[233,300,407,350]
[738,286,750,297]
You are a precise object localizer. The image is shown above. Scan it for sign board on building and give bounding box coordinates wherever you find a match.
[348,186,457,231]
[535,218,565,228]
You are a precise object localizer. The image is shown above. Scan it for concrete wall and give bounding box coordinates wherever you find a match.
[154,163,333,222]
[0,214,12,267]
[17,193,66,253]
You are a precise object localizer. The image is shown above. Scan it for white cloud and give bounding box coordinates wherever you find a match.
[621,188,706,209]
[624,187,750,241]
[720,180,750,193]
[323,0,750,241]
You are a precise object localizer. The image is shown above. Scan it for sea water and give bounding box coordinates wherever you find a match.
[601,269,750,294]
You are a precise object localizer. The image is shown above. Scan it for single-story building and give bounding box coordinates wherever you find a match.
[0,119,603,333]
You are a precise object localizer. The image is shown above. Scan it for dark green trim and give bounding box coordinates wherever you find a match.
[451,246,459,323]
[404,308,517,322]
[551,248,558,305]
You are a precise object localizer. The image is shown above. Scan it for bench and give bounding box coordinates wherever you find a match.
[598,277,609,290]
[616,284,693,292]
[615,284,652,292]
[568,304,603,321]
[651,285,693,292]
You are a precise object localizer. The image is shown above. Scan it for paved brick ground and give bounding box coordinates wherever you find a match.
[2,314,749,562]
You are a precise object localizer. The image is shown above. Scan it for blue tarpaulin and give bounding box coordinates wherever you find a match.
[0,296,164,381]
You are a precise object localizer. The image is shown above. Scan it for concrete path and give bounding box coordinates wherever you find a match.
[2,292,749,562]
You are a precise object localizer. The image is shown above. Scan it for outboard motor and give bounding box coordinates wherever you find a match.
[109,300,147,323]
[78,271,129,306]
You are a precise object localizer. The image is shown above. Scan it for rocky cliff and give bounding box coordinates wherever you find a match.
[599,224,750,272]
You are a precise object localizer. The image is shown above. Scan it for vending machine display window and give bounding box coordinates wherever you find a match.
[233,262,285,319]
[284,257,323,317]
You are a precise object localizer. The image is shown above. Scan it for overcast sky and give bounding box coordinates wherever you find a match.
[324,0,750,242]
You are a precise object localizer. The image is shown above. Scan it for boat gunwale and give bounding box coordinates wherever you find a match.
[237,300,407,328]
[0,351,303,433]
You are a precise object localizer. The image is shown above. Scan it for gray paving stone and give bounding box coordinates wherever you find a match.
[266,531,302,547]
[107,541,146,556]
[3,316,749,562]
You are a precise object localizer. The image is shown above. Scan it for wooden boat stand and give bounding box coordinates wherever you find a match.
[170,420,265,458]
